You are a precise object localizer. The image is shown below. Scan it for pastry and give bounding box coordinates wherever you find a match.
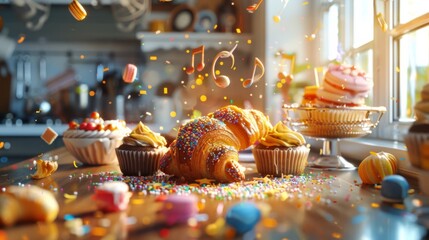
[358,151,398,184]
[316,63,373,107]
[63,111,130,165]
[93,181,132,212]
[122,64,137,83]
[208,105,272,150]
[301,85,319,106]
[160,116,244,182]
[252,122,310,176]
[160,195,198,225]
[31,159,58,179]
[69,0,87,21]
[116,122,168,176]
[0,185,59,227]
[404,83,429,169]
[414,83,429,122]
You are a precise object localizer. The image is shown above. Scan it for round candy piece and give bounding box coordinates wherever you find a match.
[381,175,409,202]
[226,202,261,234]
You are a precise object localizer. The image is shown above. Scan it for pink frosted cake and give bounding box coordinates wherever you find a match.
[63,112,130,165]
[316,63,373,107]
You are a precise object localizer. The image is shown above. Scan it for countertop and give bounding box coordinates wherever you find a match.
[0,147,427,239]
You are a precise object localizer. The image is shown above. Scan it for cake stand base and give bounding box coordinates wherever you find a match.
[308,139,357,171]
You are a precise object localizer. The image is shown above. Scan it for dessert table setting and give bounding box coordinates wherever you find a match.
[1,63,429,240]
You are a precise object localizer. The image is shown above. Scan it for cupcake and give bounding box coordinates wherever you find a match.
[252,122,310,176]
[63,112,129,165]
[115,122,168,176]
[404,83,429,169]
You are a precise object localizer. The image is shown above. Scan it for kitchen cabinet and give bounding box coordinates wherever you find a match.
[136,32,253,52]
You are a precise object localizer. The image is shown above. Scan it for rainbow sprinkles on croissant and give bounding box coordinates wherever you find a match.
[160,105,272,183]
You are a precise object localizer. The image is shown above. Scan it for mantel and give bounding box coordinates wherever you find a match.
[136,32,253,52]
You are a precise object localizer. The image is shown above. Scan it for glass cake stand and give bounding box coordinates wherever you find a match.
[283,105,386,171]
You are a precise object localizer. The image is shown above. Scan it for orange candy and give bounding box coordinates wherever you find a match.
[358,152,398,184]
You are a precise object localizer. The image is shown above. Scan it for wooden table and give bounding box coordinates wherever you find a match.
[0,147,427,240]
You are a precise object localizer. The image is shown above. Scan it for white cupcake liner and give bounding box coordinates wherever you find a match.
[63,138,122,165]
[116,147,168,176]
[404,133,429,169]
[252,146,310,176]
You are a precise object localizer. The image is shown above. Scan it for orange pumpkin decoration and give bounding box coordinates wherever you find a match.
[358,151,398,184]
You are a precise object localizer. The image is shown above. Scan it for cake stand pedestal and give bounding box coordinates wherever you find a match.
[283,106,386,171]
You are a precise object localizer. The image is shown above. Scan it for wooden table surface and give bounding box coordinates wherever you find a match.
[0,147,427,240]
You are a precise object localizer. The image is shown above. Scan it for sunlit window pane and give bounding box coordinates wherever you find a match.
[327,4,339,60]
[354,49,374,106]
[399,0,429,24]
[397,25,429,121]
[353,0,374,48]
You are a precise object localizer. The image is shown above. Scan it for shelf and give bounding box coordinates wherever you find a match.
[136,32,252,52]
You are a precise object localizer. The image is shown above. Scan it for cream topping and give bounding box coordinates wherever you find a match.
[259,122,306,147]
[123,122,167,148]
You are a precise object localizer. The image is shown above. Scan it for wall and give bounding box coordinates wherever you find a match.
[264,0,316,123]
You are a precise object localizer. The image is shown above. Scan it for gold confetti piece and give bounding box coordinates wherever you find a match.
[262,218,278,228]
[64,193,77,199]
[0,142,3,149]
[395,67,400,72]
[17,35,25,44]
[196,78,203,85]
[247,39,252,44]
[273,15,281,23]
[73,160,78,168]
[150,56,158,61]
[200,95,207,102]
[140,90,147,95]
[376,13,388,32]
[91,227,107,237]
[236,28,241,34]
[69,0,87,21]
[131,199,144,205]
[170,111,176,118]
[332,232,342,239]
[148,85,152,89]
[163,88,168,94]
[392,203,405,210]
[371,203,380,208]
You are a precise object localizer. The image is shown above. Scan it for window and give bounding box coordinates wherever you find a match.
[321,0,429,141]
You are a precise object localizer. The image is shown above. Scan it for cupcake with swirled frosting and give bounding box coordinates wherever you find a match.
[115,122,168,176]
[252,122,310,176]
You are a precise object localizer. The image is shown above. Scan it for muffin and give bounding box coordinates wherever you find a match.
[252,122,310,176]
[115,122,168,176]
[63,112,129,165]
[404,83,429,169]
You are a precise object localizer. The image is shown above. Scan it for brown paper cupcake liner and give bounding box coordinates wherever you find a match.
[116,147,167,176]
[63,138,122,165]
[253,146,310,176]
[404,133,429,169]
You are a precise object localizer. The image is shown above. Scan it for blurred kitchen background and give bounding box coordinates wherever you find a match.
[0,0,318,165]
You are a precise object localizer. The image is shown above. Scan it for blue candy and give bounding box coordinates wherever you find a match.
[226,202,261,234]
[381,175,409,202]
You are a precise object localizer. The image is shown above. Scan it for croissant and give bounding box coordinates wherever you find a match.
[208,105,273,150]
[160,116,245,182]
